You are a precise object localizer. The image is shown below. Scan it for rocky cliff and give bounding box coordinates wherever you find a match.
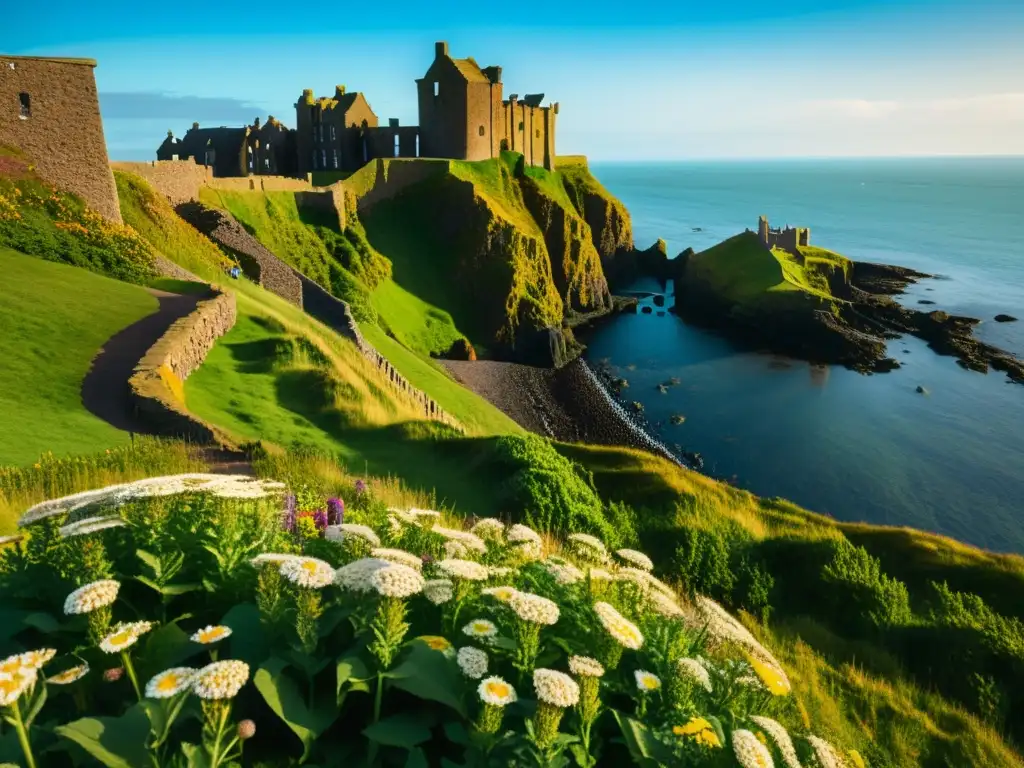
[356,153,620,366]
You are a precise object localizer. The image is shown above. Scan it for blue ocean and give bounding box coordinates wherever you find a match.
[584,158,1024,553]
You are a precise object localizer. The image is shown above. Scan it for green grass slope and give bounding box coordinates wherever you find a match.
[0,247,158,465]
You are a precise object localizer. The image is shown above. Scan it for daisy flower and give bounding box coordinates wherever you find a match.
[19,648,56,669]
[462,619,498,640]
[191,625,232,645]
[279,556,336,589]
[478,676,517,706]
[0,665,36,706]
[634,669,661,692]
[192,660,250,700]
[63,579,120,615]
[482,585,518,602]
[145,667,197,699]
[47,663,89,685]
[99,621,154,654]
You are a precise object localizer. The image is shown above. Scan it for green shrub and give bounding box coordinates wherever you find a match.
[821,538,912,633]
[492,434,619,545]
[673,525,736,602]
[736,554,775,624]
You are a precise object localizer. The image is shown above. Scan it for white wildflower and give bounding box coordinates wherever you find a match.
[279,557,336,589]
[0,664,36,706]
[470,518,505,541]
[649,590,685,618]
[567,533,609,562]
[191,625,232,645]
[478,676,516,706]
[99,621,154,654]
[370,563,425,598]
[437,558,489,581]
[568,656,605,678]
[615,548,653,571]
[750,716,801,768]
[334,557,391,593]
[18,649,56,669]
[18,474,285,527]
[533,668,579,707]
[58,515,126,538]
[408,507,442,519]
[423,579,454,605]
[444,540,469,559]
[806,735,844,768]
[482,585,518,602]
[462,619,498,640]
[371,548,423,570]
[587,568,614,582]
[733,729,776,768]
[695,596,790,691]
[192,660,249,700]
[617,567,654,592]
[517,539,543,560]
[63,579,120,615]
[543,559,585,585]
[250,553,300,568]
[327,523,381,547]
[634,669,661,692]
[593,602,643,649]
[47,663,89,685]
[145,667,196,699]
[509,591,560,625]
[457,646,488,679]
[487,566,514,578]
[507,523,541,544]
[677,658,713,693]
[434,526,487,554]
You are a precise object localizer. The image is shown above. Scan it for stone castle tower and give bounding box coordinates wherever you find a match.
[1,55,122,222]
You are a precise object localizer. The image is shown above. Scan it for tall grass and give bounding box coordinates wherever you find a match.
[0,437,206,533]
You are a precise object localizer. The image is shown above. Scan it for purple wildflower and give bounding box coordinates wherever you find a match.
[354,479,367,495]
[327,497,345,526]
[282,494,297,533]
[312,508,328,533]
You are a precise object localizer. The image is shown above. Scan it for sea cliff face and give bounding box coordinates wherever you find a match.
[355,154,622,366]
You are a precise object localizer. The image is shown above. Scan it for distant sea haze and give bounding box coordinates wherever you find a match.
[585,157,1024,553]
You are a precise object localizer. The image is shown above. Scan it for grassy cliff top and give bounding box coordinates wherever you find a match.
[687,231,850,311]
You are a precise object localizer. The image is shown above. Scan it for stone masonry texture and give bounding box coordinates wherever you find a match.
[0,55,122,222]
[176,201,304,308]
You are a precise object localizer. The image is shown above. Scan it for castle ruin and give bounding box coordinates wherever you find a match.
[1,55,122,222]
[757,215,810,252]
[160,41,559,177]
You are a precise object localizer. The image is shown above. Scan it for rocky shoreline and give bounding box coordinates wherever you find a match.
[441,358,689,468]
[673,258,1024,384]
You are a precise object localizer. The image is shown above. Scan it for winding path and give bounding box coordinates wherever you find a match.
[81,288,201,434]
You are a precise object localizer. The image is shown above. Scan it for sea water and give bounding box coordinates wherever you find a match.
[584,157,1024,553]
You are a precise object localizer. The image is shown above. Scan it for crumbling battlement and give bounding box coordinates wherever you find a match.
[757,215,810,252]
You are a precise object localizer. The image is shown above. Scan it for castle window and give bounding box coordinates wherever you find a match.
[535,129,540,138]
[18,92,30,119]
[321,149,327,168]
[394,134,400,157]
[478,125,485,137]
[264,158,270,170]
[517,121,523,131]
[433,81,439,97]
[332,149,338,169]
[330,125,336,141]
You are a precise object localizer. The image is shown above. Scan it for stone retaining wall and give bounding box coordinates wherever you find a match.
[112,161,211,205]
[128,287,238,446]
[297,275,459,429]
[176,202,304,308]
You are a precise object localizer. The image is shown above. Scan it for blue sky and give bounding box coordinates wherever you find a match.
[4,0,1023,160]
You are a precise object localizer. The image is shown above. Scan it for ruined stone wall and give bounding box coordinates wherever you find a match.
[296,274,458,428]
[364,126,420,161]
[112,160,212,205]
[128,288,237,446]
[207,175,314,193]
[757,216,810,252]
[176,202,304,308]
[1,56,122,222]
[499,101,554,169]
